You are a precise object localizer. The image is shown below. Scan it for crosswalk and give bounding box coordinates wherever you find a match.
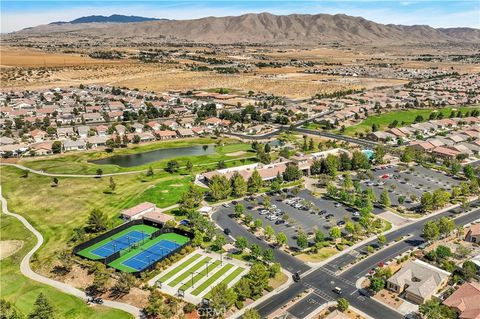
[317,267,356,287]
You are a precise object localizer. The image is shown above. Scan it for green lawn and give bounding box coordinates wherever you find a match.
[157,254,202,283]
[0,213,132,319]
[167,257,212,287]
[204,267,245,298]
[340,106,480,136]
[179,260,221,291]
[191,263,234,296]
[77,224,158,260]
[108,233,190,273]
[0,166,194,272]
[19,138,254,175]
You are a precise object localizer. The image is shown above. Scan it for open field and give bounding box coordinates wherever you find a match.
[0,165,194,274]
[0,46,124,67]
[340,105,480,136]
[18,138,255,175]
[0,213,132,319]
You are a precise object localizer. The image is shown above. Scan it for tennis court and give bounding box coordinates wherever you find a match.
[77,224,158,260]
[122,240,181,271]
[91,230,148,258]
[109,233,190,272]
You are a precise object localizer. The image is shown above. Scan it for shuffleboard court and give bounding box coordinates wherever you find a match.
[77,224,158,260]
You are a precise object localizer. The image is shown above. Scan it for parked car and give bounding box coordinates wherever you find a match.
[275,219,285,225]
[224,228,232,235]
[223,203,230,208]
[260,210,269,215]
[325,214,334,219]
[337,221,346,226]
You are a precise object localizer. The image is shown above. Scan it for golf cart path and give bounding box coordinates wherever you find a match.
[0,185,142,319]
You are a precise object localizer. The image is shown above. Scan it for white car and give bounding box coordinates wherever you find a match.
[271,204,277,209]
[335,203,342,207]
[352,212,360,218]
[223,203,229,208]
[260,210,269,215]
[269,215,279,221]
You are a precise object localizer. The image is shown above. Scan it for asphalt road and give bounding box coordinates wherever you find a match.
[255,200,480,319]
[211,208,310,274]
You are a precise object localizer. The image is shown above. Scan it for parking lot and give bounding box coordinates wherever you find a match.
[358,164,462,209]
[221,189,369,249]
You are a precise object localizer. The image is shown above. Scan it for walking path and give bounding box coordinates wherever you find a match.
[0,186,142,319]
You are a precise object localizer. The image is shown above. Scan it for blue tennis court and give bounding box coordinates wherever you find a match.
[91,230,148,258]
[122,240,181,271]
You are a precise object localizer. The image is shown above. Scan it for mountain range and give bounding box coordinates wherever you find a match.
[50,14,160,25]
[13,13,480,45]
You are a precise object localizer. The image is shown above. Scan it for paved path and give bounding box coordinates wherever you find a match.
[0,186,142,319]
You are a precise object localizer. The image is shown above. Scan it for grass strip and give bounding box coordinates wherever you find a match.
[191,263,234,296]
[204,267,245,298]
[179,260,221,291]
[168,256,212,287]
[158,254,201,283]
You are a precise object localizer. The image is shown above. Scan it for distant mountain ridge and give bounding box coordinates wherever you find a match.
[15,12,480,45]
[50,14,160,25]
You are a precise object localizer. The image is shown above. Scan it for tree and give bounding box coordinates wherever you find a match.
[463,164,475,180]
[351,151,370,170]
[262,248,275,263]
[377,234,387,246]
[146,166,154,177]
[186,160,193,173]
[374,145,386,164]
[212,236,226,251]
[143,290,164,317]
[248,170,263,193]
[369,277,385,292]
[166,160,179,173]
[234,203,245,218]
[329,227,341,240]
[234,278,251,301]
[231,173,248,197]
[283,164,302,181]
[463,260,478,280]
[209,175,232,200]
[432,189,451,209]
[380,189,391,207]
[264,225,275,240]
[419,299,456,319]
[85,209,108,233]
[179,184,204,210]
[111,273,135,296]
[250,243,262,258]
[420,192,434,212]
[96,168,103,177]
[337,298,349,312]
[0,299,24,319]
[247,263,269,297]
[436,245,452,260]
[276,232,287,246]
[235,237,248,252]
[51,177,59,187]
[324,154,339,177]
[438,217,455,237]
[297,230,308,250]
[28,293,55,319]
[243,308,260,319]
[423,221,440,241]
[109,176,116,192]
[450,161,461,175]
[314,230,325,243]
[51,141,62,154]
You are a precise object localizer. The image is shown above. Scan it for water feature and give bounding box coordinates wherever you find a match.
[90,144,215,167]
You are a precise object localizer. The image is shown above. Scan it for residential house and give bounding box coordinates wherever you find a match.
[77,126,90,138]
[386,259,450,304]
[83,113,104,123]
[443,282,480,319]
[63,139,86,152]
[408,141,435,153]
[31,141,53,156]
[177,128,195,138]
[86,136,108,148]
[96,125,108,136]
[30,129,48,142]
[465,224,480,243]
[131,123,144,133]
[155,130,177,140]
[57,127,74,139]
[432,146,461,160]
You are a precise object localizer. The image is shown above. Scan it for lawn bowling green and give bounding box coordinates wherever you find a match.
[148,249,250,304]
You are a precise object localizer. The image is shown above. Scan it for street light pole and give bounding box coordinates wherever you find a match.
[191,272,195,288]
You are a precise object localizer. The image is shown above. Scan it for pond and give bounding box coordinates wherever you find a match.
[90,144,215,167]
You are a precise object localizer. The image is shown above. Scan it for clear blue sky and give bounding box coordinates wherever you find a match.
[1,1,479,33]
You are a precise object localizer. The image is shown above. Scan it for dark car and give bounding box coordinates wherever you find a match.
[275,219,285,225]
[325,214,334,219]
[232,200,238,205]
[292,272,301,282]
[337,220,346,226]
[224,228,232,235]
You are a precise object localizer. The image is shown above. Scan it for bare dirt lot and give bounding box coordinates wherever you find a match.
[0,240,23,260]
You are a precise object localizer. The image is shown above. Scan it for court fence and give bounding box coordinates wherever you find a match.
[73,219,194,273]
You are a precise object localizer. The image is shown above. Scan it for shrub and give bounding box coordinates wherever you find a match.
[183,303,196,313]
[235,300,244,309]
